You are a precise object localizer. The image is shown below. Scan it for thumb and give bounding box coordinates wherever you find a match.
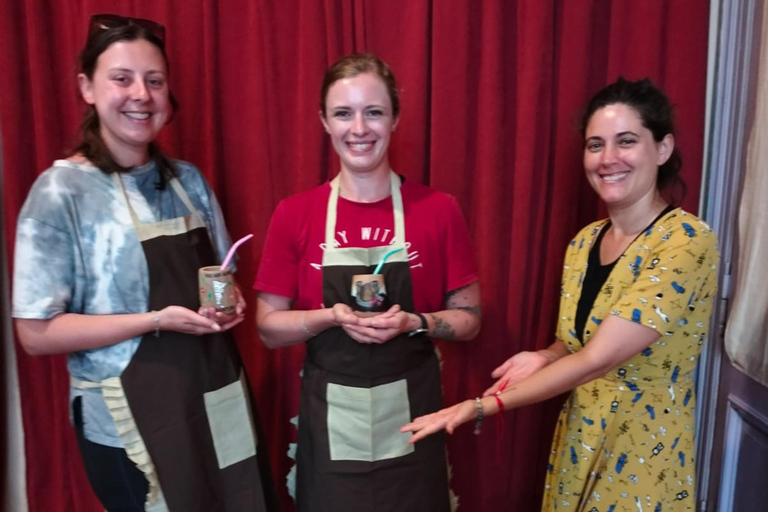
[379,304,401,318]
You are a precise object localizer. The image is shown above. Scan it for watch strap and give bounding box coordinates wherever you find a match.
[407,312,429,337]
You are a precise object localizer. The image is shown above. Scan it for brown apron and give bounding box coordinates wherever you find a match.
[295,172,450,512]
[79,174,276,511]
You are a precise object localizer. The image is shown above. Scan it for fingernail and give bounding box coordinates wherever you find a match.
[212,324,221,331]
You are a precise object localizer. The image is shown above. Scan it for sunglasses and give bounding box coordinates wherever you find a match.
[88,14,166,43]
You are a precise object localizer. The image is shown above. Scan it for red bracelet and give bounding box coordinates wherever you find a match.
[493,380,509,462]
[494,393,505,412]
[495,378,510,412]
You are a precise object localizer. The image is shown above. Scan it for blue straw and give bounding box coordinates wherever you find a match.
[373,248,404,274]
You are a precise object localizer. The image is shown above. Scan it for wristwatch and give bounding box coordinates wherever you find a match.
[407,312,429,337]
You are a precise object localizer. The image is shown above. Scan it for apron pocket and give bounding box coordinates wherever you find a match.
[203,374,257,469]
[326,379,414,462]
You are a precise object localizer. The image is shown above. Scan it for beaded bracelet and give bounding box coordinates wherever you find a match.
[473,397,484,435]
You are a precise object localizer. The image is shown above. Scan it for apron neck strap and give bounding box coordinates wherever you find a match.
[168,176,198,213]
[112,171,199,231]
[325,171,406,250]
[113,172,142,230]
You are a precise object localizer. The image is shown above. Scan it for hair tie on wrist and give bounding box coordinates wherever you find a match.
[301,311,318,337]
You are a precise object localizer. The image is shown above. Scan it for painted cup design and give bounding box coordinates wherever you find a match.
[199,265,236,314]
[351,274,387,312]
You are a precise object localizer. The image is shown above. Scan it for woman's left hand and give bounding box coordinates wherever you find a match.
[198,285,246,331]
[401,399,477,443]
[482,350,550,396]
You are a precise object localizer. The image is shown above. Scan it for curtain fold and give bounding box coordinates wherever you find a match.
[724,1,768,387]
[1,1,709,511]
[2,125,29,512]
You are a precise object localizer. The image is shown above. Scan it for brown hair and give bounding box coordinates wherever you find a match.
[74,21,179,187]
[320,53,400,118]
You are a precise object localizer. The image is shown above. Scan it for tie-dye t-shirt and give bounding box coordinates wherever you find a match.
[13,159,233,446]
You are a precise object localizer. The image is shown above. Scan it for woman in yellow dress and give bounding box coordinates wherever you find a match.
[402,78,719,512]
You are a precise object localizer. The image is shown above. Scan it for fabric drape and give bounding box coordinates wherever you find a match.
[0,1,710,511]
[1,132,29,512]
[724,2,768,387]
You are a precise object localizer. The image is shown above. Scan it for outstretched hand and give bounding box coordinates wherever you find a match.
[483,351,550,396]
[401,399,477,443]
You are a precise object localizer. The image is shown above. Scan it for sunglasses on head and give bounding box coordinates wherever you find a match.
[88,14,166,43]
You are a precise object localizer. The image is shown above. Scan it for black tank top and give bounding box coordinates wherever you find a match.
[573,205,674,344]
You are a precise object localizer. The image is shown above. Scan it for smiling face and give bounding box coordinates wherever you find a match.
[321,72,399,176]
[583,103,673,208]
[78,39,170,166]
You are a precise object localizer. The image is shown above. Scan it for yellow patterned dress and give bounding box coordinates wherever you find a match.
[542,208,719,512]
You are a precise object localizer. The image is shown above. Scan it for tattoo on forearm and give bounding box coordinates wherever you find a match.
[430,315,456,340]
[457,305,482,318]
[444,283,481,320]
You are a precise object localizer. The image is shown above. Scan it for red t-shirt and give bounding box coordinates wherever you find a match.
[255,179,477,313]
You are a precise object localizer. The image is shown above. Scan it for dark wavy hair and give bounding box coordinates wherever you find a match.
[74,22,179,187]
[580,77,686,203]
[320,53,400,118]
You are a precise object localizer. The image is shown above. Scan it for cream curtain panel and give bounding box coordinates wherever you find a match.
[2,124,28,512]
[724,4,768,387]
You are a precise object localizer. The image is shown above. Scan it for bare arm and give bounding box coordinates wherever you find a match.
[15,306,227,356]
[256,292,362,349]
[493,315,658,410]
[538,339,571,363]
[345,281,482,343]
[427,281,482,340]
[403,314,659,441]
[257,281,481,347]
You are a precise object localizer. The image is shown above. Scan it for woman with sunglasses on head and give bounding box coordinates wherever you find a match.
[12,15,275,512]
[402,78,719,512]
[255,53,481,512]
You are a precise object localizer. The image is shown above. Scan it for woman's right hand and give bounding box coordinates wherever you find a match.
[158,305,227,335]
[482,351,551,396]
[329,303,361,327]
[401,399,478,443]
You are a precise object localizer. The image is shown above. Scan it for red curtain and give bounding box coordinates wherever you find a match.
[0,1,710,511]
